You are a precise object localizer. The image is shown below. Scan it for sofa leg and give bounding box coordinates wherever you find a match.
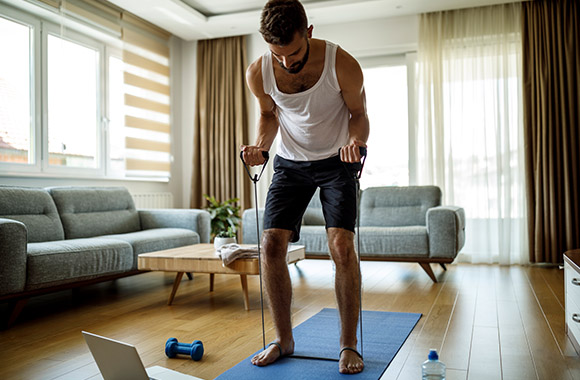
[186,272,193,280]
[4,298,28,329]
[419,263,438,283]
[440,263,447,271]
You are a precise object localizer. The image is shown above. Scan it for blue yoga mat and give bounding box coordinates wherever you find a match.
[215,308,421,380]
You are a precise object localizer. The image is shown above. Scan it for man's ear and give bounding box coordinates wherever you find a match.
[307,25,313,39]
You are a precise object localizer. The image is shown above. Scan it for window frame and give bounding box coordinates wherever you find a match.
[105,46,125,179]
[0,5,41,174]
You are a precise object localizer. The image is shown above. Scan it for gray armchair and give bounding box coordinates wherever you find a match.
[242,186,465,282]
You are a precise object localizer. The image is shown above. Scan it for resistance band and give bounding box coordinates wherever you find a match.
[240,147,367,361]
[240,150,270,351]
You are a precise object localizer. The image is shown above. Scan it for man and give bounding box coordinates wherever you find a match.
[241,0,369,374]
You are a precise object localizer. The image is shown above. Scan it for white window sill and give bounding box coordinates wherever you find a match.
[0,170,170,183]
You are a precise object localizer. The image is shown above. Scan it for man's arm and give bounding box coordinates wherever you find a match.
[336,47,370,163]
[241,57,279,166]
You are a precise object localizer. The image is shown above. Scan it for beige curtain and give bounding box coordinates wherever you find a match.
[191,36,251,211]
[417,4,528,264]
[522,0,580,263]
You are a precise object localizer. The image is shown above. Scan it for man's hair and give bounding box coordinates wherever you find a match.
[260,0,308,45]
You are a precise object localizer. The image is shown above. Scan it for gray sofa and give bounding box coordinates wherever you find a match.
[0,186,210,326]
[242,186,465,282]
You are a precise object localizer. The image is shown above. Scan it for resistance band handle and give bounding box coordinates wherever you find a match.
[338,146,367,179]
[358,147,367,179]
[240,150,270,183]
[239,150,269,164]
[337,146,367,158]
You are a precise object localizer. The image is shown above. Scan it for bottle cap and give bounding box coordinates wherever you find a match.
[428,349,438,360]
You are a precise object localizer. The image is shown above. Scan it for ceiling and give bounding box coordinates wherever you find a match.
[107,0,522,41]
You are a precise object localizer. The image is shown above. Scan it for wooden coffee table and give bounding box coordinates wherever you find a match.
[138,243,305,310]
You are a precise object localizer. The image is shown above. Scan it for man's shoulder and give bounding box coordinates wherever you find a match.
[246,56,263,82]
[334,47,363,91]
[248,55,264,72]
[246,56,267,96]
[315,39,360,73]
[335,46,359,69]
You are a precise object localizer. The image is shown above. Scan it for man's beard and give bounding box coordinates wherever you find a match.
[279,40,310,74]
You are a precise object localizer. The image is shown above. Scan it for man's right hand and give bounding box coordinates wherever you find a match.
[241,145,268,166]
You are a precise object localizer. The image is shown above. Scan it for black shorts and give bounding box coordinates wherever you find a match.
[263,154,361,243]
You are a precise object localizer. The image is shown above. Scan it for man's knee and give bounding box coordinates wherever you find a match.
[262,229,292,261]
[327,228,356,267]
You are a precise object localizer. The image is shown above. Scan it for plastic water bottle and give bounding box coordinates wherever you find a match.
[422,349,446,380]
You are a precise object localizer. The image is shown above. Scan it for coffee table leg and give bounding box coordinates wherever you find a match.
[240,274,250,311]
[168,272,184,305]
[209,273,215,291]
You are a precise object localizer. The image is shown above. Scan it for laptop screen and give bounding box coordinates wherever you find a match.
[82,331,152,380]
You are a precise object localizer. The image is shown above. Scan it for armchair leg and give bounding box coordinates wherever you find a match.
[439,263,447,271]
[419,263,438,283]
[186,273,193,280]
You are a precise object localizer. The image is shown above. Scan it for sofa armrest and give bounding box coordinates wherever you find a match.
[427,206,466,259]
[0,218,28,296]
[242,208,265,244]
[139,209,211,244]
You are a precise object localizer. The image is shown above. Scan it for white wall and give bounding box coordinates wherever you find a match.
[314,15,418,58]
[178,40,197,209]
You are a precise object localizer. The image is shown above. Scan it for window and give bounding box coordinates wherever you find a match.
[0,2,172,180]
[361,54,415,189]
[46,32,101,170]
[0,13,34,166]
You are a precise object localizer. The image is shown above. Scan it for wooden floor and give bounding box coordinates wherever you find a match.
[0,260,577,380]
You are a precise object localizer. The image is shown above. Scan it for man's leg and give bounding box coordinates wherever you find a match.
[251,228,295,366]
[327,227,364,374]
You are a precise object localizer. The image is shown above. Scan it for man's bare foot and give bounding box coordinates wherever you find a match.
[339,347,364,374]
[251,340,295,366]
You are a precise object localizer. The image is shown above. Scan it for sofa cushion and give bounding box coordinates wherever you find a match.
[49,187,141,239]
[359,186,441,227]
[98,228,199,269]
[297,225,429,258]
[139,209,211,244]
[296,226,330,253]
[303,189,325,225]
[356,226,429,258]
[0,186,65,242]
[26,238,133,290]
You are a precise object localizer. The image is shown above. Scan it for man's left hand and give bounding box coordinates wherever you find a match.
[339,140,367,163]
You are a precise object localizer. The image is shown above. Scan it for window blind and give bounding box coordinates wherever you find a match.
[122,20,171,177]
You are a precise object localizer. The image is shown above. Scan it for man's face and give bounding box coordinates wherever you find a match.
[269,31,310,74]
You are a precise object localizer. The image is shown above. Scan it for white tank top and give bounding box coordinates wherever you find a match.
[262,40,349,161]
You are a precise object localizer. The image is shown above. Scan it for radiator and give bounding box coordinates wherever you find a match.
[131,192,174,209]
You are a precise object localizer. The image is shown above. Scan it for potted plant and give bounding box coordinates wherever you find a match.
[204,195,241,249]
[213,226,237,249]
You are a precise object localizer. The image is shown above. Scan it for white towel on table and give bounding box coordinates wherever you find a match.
[215,243,259,266]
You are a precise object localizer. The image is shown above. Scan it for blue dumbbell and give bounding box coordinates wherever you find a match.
[165,338,204,361]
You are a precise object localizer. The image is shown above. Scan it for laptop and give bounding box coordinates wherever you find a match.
[82,331,204,380]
